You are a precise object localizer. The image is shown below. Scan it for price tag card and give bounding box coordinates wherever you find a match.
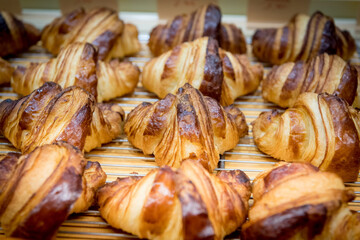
[0,0,21,15]
[247,0,310,28]
[59,0,118,14]
[157,0,219,20]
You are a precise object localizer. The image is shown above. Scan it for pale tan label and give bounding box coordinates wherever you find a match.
[59,0,118,14]
[157,0,219,20]
[247,0,310,27]
[0,0,22,15]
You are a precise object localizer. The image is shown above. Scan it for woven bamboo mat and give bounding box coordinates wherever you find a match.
[0,35,359,239]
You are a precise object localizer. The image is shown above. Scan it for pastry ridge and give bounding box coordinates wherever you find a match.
[252,11,356,65]
[252,92,360,182]
[242,162,360,240]
[0,82,124,153]
[142,37,263,106]
[0,142,106,239]
[97,159,251,240]
[124,83,248,171]
[12,42,140,102]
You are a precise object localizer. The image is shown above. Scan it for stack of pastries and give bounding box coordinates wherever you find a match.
[0,3,359,239]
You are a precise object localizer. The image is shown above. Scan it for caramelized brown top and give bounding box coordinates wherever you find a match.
[148,4,246,56]
[142,37,262,106]
[0,142,85,239]
[262,53,358,108]
[12,42,140,102]
[0,11,40,57]
[242,162,359,240]
[97,159,251,240]
[124,83,248,172]
[0,82,124,153]
[41,8,124,60]
[252,92,360,182]
[252,11,355,65]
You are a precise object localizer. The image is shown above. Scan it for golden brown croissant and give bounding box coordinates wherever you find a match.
[242,162,360,240]
[0,57,14,85]
[148,4,247,56]
[263,53,358,108]
[142,37,263,106]
[0,82,124,153]
[107,23,142,59]
[12,42,140,102]
[0,142,106,239]
[252,92,360,182]
[41,8,140,61]
[98,159,251,240]
[0,11,40,57]
[124,83,248,171]
[252,11,356,65]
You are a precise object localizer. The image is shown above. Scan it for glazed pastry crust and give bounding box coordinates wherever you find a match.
[142,37,263,106]
[0,142,106,239]
[0,11,40,57]
[148,4,247,56]
[41,8,140,60]
[12,42,140,102]
[252,92,360,182]
[0,82,124,153]
[124,83,248,172]
[252,11,356,65]
[262,53,358,108]
[242,163,360,240]
[97,159,251,240]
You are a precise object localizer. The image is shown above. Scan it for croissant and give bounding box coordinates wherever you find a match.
[0,142,106,239]
[252,92,360,182]
[0,11,40,57]
[0,58,14,85]
[98,159,251,240]
[148,4,247,56]
[41,8,140,61]
[142,37,263,106]
[252,11,356,65]
[124,83,248,171]
[0,82,124,154]
[107,23,142,59]
[263,53,358,108]
[12,42,140,102]
[241,162,360,240]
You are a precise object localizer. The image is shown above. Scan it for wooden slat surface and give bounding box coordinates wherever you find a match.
[0,32,359,239]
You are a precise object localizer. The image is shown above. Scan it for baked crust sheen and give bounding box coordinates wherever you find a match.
[98,159,251,240]
[124,83,248,171]
[142,37,263,106]
[252,92,360,182]
[242,163,360,240]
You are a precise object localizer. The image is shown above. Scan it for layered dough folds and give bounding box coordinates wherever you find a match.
[124,84,248,171]
[0,142,106,239]
[143,37,263,106]
[0,82,124,153]
[12,42,140,102]
[41,8,141,60]
[263,53,358,108]
[148,4,247,56]
[252,92,360,182]
[242,163,360,240]
[98,159,251,240]
[252,11,356,65]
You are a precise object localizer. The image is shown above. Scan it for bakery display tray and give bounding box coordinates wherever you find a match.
[0,30,359,239]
